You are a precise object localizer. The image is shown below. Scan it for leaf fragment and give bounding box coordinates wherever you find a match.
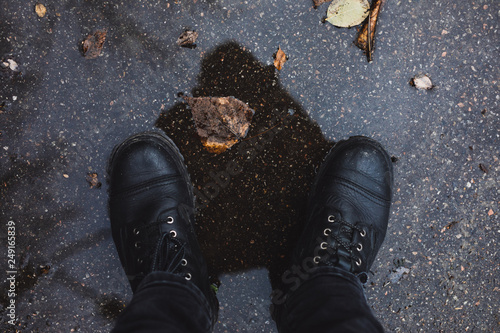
[409,74,434,90]
[273,47,288,71]
[326,0,370,28]
[313,0,332,9]
[35,3,47,18]
[177,30,199,48]
[388,267,410,283]
[478,163,488,174]
[183,96,255,154]
[82,30,107,59]
[355,0,384,62]
[7,59,19,71]
[86,172,102,189]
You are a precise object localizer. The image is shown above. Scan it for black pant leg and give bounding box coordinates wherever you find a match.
[112,271,213,333]
[273,267,384,333]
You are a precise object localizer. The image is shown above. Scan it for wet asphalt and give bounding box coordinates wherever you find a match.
[1,0,499,332]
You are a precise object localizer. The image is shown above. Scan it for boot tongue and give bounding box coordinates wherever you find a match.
[151,231,185,273]
[325,196,357,271]
[151,208,186,274]
[332,222,354,271]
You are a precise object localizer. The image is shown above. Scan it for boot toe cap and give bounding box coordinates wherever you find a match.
[109,133,186,193]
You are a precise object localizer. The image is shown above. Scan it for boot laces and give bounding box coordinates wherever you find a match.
[133,215,191,280]
[314,214,366,267]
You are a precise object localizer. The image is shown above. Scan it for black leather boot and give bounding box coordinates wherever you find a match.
[292,136,393,283]
[108,132,218,323]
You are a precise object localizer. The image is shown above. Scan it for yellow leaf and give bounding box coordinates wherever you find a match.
[35,3,47,18]
[273,47,287,71]
[326,0,370,28]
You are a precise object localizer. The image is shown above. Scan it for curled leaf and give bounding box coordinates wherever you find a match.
[35,3,47,18]
[85,173,102,189]
[478,163,488,174]
[183,96,255,154]
[273,47,288,71]
[355,0,384,62]
[82,30,107,59]
[326,0,370,28]
[388,267,410,283]
[409,74,434,90]
[7,59,19,71]
[313,0,332,8]
[177,30,199,48]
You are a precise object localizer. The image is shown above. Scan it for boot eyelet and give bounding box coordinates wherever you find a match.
[328,215,335,223]
[170,230,177,237]
[181,259,188,266]
[167,216,174,224]
[185,273,192,280]
[133,228,140,235]
[356,243,363,251]
[355,258,362,266]
[134,241,142,248]
[323,228,331,236]
[360,229,366,237]
[313,256,321,264]
[320,242,328,249]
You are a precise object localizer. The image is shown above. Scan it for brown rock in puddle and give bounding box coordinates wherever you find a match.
[183,96,255,154]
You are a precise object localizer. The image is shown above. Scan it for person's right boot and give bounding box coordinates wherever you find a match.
[108,131,218,327]
[292,136,394,284]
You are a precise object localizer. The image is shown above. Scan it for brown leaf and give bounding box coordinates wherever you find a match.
[273,47,288,71]
[313,0,332,8]
[409,74,434,90]
[479,163,488,174]
[35,3,47,18]
[183,96,255,154]
[39,264,51,275]
[86,172,102,188]
[82,30,107,59]
[355,0,384,62]
[177,30,199,48]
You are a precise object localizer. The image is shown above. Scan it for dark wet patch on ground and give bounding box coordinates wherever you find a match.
[156,42,333,286]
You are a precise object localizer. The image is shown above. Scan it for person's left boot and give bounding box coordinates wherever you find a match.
[107,131,218,324]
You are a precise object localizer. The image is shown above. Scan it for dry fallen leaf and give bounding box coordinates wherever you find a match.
[388,267,410,283]
[35,3,47,18]
[326,0,370,28]
[7,59,19,71]
[82,30,107,59]
[183,96,255,154]
[479,163,488,174]
[86,172,102,189]
[177,30,199,48]
[313,0,332,8]
[409,74,434,90]
[355,0,384,62]
[273,47,288,71]
[39,264,51,275]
